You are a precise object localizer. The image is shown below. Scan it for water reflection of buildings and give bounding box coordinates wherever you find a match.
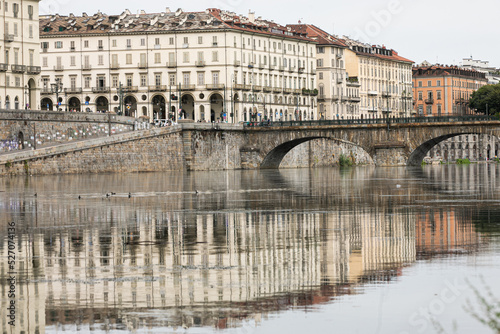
[1,206,419,332]
[416,209,479,259]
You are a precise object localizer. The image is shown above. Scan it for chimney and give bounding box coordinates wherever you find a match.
[248,10,255,23]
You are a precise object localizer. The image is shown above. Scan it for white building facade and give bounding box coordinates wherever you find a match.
[0,0,41,110]
[39,9,317,122]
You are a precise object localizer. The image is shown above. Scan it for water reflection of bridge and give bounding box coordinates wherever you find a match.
[0,203,479,332]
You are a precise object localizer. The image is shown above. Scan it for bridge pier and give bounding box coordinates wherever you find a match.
[371,142,408,167]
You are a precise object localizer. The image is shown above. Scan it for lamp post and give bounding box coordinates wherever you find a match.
[50,78,63,111]
[231,74,234,123]
[24,85,29,110]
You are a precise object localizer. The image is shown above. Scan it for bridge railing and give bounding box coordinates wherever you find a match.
[243,115,498,128]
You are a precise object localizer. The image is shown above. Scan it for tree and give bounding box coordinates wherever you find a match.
[469,83,500,115]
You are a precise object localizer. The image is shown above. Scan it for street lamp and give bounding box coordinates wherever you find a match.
[50,78,63,111]
[24,85,29,110]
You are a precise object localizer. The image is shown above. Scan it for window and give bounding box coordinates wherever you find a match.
[437,91,442,100]
[126,39,132,49]
[13,3,19,18]
[28,5,34,20]
[212,51,218,62]
[212,72,219,85]
[183,72,190,86]
[98,55,104,65]
[437,80,441,87]
[183,52,189,63]
[42,57,48,67]
[112,40,117,47]
[319,72,323,80]
[84,76,91,89]
[155,38,160,46]
[426,105,432,115]
[154,53,161,64]
[427,80,432,87]
[198,72,205,85]
[141,38,146,46]
[183,37,189,45]
[169,73,176,86]
[70,77,77,89]
[198,36,203,44]
[317,46,325,54]
[317,59,323,67]
[126,54,132,64]
[84,40,89,48]
[29,25,33,38]
[55,41,63,49]
[169,37,174,45]
[70,56,76,66]
[418,81,422,87]
[112,75,118,87]
[70,41,75,51]
[418,92,423,100]
[126,75,133,87]
[98,40,103,50]
[141,74,147,86]
[212,36,218,46]
[155,74,161,86]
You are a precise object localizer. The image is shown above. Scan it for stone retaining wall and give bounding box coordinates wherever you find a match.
[0,110,146,153]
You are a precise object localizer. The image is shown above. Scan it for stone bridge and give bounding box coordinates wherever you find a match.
[1,115,499,175]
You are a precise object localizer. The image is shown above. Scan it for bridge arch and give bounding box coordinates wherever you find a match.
[407,132,498,166]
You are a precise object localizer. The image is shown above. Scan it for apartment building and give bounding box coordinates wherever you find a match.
[343,38,414,118]
[39,8,318,122]
[0,0,41,110]
[288,24,361,120]
[412,64,488,116]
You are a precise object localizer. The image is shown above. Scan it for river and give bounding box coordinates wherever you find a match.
[1,165,500,334]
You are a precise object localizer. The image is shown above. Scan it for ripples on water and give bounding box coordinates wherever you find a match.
[1,165,500,333]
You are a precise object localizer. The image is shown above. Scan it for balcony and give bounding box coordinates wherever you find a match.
[284,88,293,94]
[64,87,82,94]
[206,84,224,90]
[350,96,361,103]
[138,62,148,69]
[273,87,282,93]
[149,85,167,92]
[289,66,296,72]
[122,86,138,93]
[278,66,285,72]
[195,60,206,67]
[263,86,272,92]
[381,91,391,98]
[4,34,14,42]
[234,60,241,67]
[27,66,41,74]
[41,87,52,95]
[258,63,265,70]
[425,98,434,104]
[311,69,316,75]
[234,84,245,90]
[252,85,262,92]
[368,107,378,113]
[368,90,378,96]
[11,65,26,73]
[298,67,305,74]
[337,78,343,84]
[54,65,64,72]
[293,89,302,94]
[317,94,326,102]
[269,65,276,71]
[179,84,195,91]
[382,108,392,113]
[331,94,340,101]
[166,61,177,68]
[347,78,361,87]
[0,63,8,72]
[83,64,92,71]
[93,86,110,93]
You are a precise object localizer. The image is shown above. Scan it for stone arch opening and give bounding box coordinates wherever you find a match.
[210,93,223,122]
[41,97,52,111]
[407,133,484,166]
[68,97,81,112]
[18,131,25,149]
[123,96,136,117]
[260,136,366,169]
[28,78,36,109]
[96,96,109,113]
[152,95,166,120]
[181,94,195,120]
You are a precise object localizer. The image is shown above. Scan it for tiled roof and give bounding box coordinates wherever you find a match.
[413,65,487,79]
[40,8,316,42]
[341,36,413,64]
[287,24,346,47]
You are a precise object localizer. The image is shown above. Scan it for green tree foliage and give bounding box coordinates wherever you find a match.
[469,83,500,115]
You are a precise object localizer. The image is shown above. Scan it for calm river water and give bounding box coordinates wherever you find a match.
[1,165,500,334]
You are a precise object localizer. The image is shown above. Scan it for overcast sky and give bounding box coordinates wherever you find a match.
[39,0,500,68]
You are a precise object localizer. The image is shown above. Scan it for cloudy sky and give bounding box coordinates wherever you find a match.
[39,0,500,68]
